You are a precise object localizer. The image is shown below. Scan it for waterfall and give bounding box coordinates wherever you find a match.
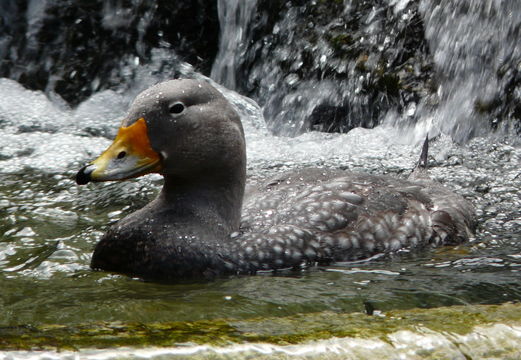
[0,0,518,140]
[211,0,258,90]
[211,1,434,136]
[210,0,521,140]
[416,0,521,141]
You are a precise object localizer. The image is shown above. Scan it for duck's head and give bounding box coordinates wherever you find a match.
[76,79,246,185]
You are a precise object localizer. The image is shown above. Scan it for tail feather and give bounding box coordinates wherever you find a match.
[418,135,429,169]
[409,135,429,179]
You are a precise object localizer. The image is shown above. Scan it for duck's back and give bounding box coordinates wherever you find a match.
[237,168,475,268]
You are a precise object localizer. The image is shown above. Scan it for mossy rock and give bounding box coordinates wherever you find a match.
[2,302,521,352]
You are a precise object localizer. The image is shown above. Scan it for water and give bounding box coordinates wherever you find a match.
[2,319,521,359]
[212,0,436,135]
[416,0,521,141]
[0,77,520,356]
[1,0,521,358]
[213,0,521,140]
[211,0,258,89]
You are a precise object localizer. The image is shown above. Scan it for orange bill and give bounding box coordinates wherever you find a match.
[76,118,161,184]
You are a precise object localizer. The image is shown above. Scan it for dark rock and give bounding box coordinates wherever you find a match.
[486,63,521,135]
[0,0,518,136]
[228,0,435,135]
[0,0,219,106]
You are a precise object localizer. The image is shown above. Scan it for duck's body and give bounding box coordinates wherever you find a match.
[77,79,475,281]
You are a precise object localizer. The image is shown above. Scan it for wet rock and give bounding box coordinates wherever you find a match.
[230,0,435,135]
[482,64,521,135]
[0,0,219,106]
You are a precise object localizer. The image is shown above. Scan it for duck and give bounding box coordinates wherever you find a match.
[76,79,476,281]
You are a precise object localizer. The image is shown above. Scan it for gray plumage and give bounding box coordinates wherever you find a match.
[78,79,476,280]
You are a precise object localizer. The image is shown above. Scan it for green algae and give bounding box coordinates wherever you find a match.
[1,302,521,351]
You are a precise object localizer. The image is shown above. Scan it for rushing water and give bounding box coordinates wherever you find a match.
[416,0,521,141]
[1,0,521,358]
[211,0,257,90]
[212,0,521,140]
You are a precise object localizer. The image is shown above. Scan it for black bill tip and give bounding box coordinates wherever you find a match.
[76,165,94,185]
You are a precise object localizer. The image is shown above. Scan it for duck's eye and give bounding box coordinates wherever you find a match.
[169,102,185,115]
[117,151,126,159]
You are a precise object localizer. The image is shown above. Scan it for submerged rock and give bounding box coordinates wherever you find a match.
[1,302,521,358]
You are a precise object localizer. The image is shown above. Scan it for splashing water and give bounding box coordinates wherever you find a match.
[415,0,521,141]
[211,0,521,141]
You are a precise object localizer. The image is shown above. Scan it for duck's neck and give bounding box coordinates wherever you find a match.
[159,170,245,233]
